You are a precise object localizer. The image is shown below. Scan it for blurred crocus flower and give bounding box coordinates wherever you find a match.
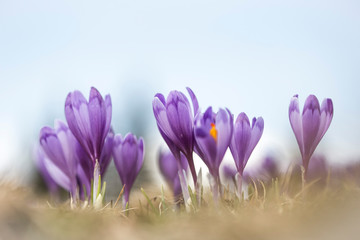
[260,156,280,181]
[194,107,233,199]
[158,150,188,200]
[113,133,144,207]
[152,87,199,185]
[35,147,59,196]
[289,94,333,175]
[39,120,89,203]
[65,87,112,203]
[230,112,264,196]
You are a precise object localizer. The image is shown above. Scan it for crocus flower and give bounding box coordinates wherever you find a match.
[194,107,233,198]
[289,94,333,175]
[158,150,188,200]
[152,87,199,185]
[113,133,144,207]
[39,120,85,201]
[229,112,264,197]
[65,87,112,173]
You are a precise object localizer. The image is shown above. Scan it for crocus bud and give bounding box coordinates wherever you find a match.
[289,94,333,173]
[113,133,144,206]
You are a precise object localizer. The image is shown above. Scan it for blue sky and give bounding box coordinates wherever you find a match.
[1,0,360,183]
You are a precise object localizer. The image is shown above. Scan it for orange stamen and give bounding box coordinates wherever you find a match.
[209,123,218,142]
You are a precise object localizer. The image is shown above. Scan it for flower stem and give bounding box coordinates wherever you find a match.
[93,160,100,204]
[236,173,243,201]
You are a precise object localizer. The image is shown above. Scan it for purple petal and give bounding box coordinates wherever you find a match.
[186,87,199,116]
[113,133,144,198]
[244,117,264,162]
[230,112,252,173]
[43,156,71,192]
[152,97,178,143]
[35,147,59,194]
[215,108,233,167]
[99,129,114,177]
[301,95,321,168]
[289,95,304,156]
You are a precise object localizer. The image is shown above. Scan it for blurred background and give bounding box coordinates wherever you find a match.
[0,0,359,191]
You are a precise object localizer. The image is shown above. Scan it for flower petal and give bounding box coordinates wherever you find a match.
[186,87,199,116]
[301,95,321,167]
[289,95,304,156]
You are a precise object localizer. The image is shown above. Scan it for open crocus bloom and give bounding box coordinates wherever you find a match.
[152,87,199,185]
[194,107,233,188]
[289,94,333,173]
[113,133,144,207]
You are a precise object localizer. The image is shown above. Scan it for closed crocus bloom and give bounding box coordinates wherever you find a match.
[39,120,81,201]
[194,107,233,198]
[113,133,144,206]
[152,87,199,185]
[65,87,112,170]
[289,94,333,175]
[229,112,263,197]
[230,113,264,176]
[159,150,188,199]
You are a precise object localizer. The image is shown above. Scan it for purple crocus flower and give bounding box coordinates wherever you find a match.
[289,94,333,175]
[65,87,112,173]
[158,150,188,200]
[194,107,233,198]
[229,112,264,197]
[230,113,264,176]
[152,87,199,185]
[39,120,83,201]
[113,133,144,206]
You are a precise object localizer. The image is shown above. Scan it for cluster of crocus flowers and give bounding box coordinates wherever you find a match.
[153,88,264,201]
[37,87,144,207]
[289,94,333,182]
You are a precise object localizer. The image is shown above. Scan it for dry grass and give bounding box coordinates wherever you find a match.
[1,174,360,240]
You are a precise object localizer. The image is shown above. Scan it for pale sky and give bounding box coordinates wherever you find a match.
[1,0,360,184]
